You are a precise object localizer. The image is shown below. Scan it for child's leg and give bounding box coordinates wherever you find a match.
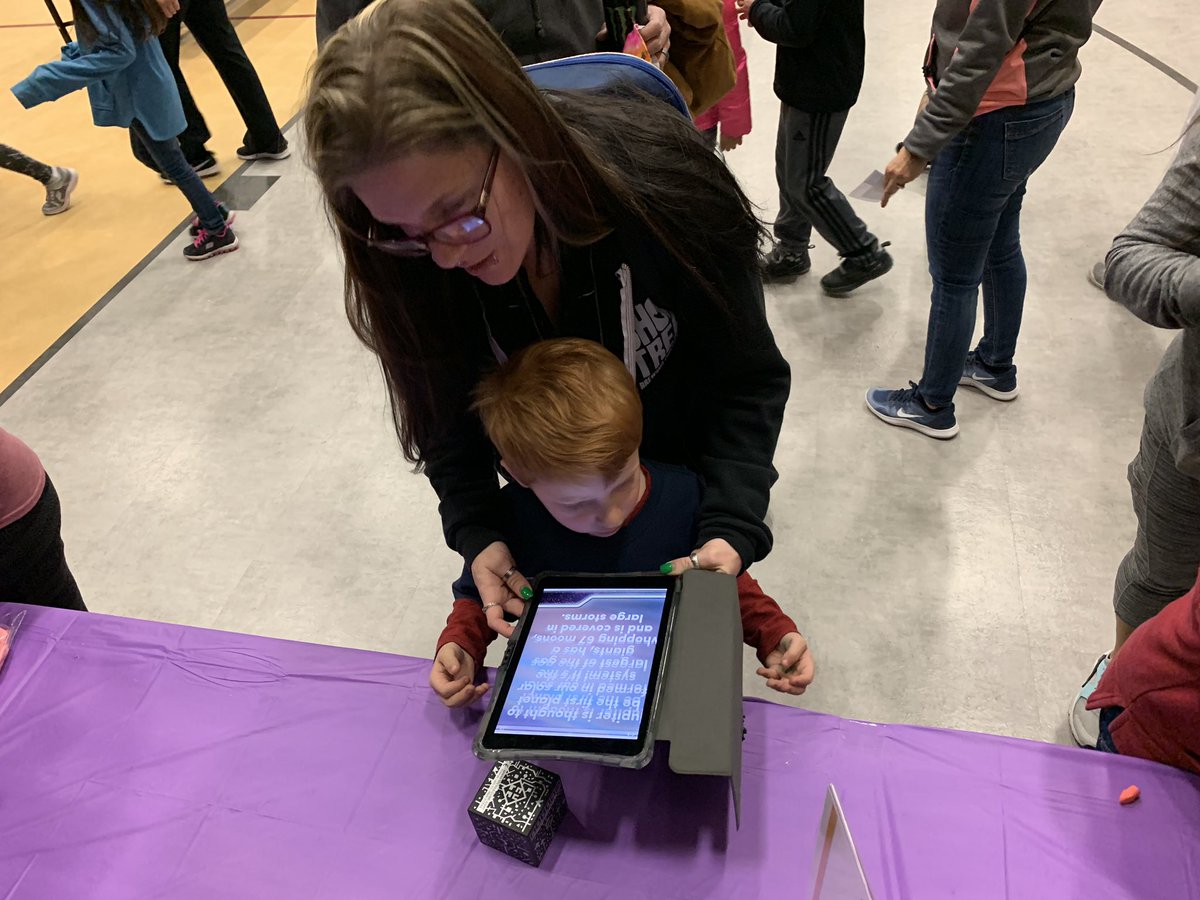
[777,105,878,258]
[129,121,225,233]
[0,143,53,183]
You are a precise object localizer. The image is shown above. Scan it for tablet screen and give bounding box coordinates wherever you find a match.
[483,576,676,756]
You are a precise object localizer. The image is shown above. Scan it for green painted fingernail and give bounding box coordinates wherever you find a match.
[660,562,673,574]
[520,586,533,600]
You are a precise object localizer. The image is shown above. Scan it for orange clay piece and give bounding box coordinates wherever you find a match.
[1119,785,1141,805]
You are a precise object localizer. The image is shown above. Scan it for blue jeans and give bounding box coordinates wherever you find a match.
[1096,705,1123,754]
[918,90,1074,407]
[129,120,225,233]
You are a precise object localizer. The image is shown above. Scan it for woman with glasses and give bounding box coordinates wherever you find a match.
[304,0,790,631]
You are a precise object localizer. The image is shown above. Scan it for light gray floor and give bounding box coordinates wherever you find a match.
[3,3,1197,744]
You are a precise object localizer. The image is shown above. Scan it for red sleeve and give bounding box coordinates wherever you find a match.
[736,571,798,665]
[436,599,496,669]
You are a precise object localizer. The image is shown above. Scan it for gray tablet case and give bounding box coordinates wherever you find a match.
[474,570,745,823]
[657,569,744,826]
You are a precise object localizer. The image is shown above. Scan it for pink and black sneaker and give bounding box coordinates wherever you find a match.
[184,225,239,261]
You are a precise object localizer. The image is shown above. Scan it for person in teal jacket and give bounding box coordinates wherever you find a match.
[11,0,239,260]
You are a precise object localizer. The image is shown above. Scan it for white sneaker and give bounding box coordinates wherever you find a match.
[1068,653,1109,748]
[42,167,78,215]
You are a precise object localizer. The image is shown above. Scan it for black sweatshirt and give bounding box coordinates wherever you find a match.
[748,0,866,113]
[422,218,791,575]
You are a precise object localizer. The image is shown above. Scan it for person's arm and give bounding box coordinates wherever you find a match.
[689,270,791,571]
[11,5,137,108]
[420,365,507,565]
[1104,123,1200,330]
[745,0,829,48]
[903,0,1031,162]
[436,599,496,671]
[736,572,798,664]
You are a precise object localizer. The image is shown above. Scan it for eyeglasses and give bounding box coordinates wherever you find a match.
[361,145,500,258]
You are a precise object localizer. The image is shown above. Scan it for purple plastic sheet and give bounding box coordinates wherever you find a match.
[1,604,1197,899]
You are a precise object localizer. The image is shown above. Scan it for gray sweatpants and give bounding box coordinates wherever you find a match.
[774,104,877,258]
[1114,417,1200,627]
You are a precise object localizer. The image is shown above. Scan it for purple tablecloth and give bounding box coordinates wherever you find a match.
[1,605,1198,899]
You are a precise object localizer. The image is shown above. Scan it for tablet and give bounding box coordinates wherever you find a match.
[473,572,679,769]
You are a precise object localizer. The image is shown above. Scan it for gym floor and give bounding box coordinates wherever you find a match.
[1,0,1196,743]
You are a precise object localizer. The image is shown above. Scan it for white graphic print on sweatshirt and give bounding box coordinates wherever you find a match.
[616,263,677,390]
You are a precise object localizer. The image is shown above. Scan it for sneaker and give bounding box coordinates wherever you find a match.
[161,153,220,184]
[1087,260,1106,290]
[865,382,959,439]
[821,242,894,296]
[236,137,290,161]
[761,245,812,284]
[959,351,1019,401]
[42,166,78,215]
[184,226,239,261]
[1069,653,1109,749]
[188,203,236,237]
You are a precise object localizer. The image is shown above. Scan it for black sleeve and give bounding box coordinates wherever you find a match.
[685,270,791,570]
[748,0,831,48]
[419,328,507,564]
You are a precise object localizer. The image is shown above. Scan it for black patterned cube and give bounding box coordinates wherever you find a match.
[468,760,568,867]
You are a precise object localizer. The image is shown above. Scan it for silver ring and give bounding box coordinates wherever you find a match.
[482,601,501,610]
[501,567,515,582]
[690,551,701,570]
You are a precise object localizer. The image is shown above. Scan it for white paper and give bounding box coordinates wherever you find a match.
[848,169,927,202]
[810,784,876,900]
[849,170,886,202]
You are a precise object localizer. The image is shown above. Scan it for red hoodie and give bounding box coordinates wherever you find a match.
[1087,571,1200,775]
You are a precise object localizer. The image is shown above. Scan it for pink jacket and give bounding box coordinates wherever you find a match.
[694,0,750,140]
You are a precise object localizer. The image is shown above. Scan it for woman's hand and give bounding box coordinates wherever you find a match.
[881,147,927,208]
[472,541,533,638]
[596,4,671,67]
[641,5,671,66]
[429,643,489,707]
[735,0,758,22]
[661,538,743,577]
[156,0,181,17]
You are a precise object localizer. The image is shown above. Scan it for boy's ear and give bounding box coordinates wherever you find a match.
[499,459,531,488]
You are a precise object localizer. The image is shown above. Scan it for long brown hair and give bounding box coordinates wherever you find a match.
[70,0,167,44]
[304,0,763,466]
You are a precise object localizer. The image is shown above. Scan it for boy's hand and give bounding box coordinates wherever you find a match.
[756,632,814,695]
[661,538,742,577]
[473,541,532,638]
[430,642,489,708]
[735,0,757,22]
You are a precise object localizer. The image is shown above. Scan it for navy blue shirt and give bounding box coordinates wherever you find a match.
[451,460,700,602]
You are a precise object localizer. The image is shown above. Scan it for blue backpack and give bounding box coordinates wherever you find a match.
[523,52,690,120]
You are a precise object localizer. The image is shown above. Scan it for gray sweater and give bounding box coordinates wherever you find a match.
[905,0,1101,162]
[1106,113,1200,478]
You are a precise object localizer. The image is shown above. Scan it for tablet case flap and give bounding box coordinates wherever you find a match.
[656,569,743,826]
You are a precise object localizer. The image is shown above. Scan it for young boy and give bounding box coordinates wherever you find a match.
[430,339,813,707]
[737,0,891,295]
